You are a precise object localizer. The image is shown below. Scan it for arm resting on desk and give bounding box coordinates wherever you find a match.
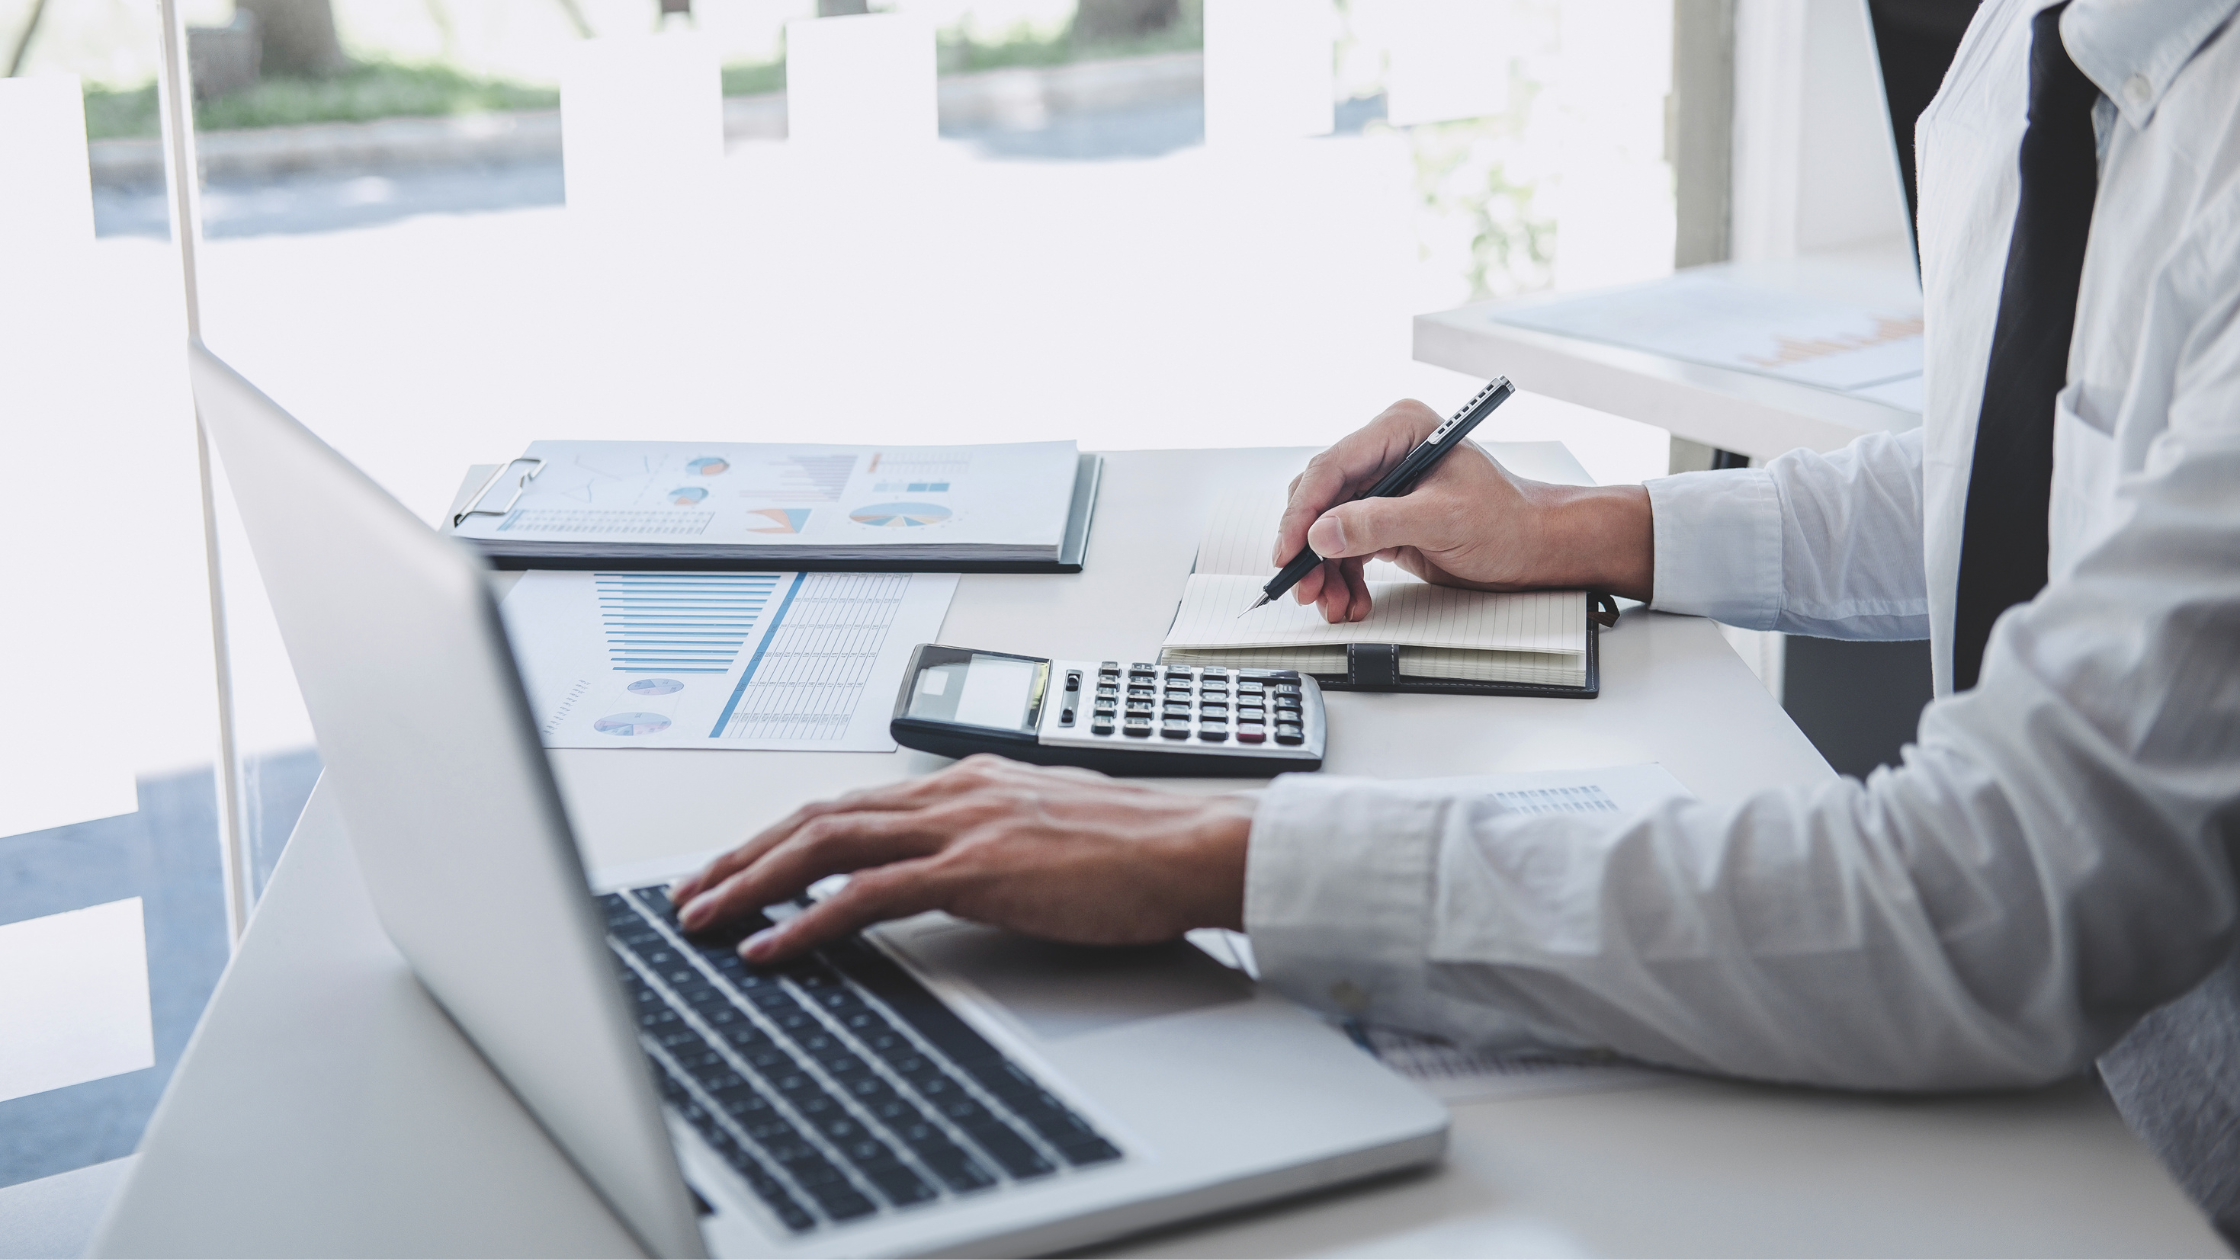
[1646,427,1932,640]
[1246,410,2240,1091]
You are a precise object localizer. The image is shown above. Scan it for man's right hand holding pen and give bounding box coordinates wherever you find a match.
[1272,397,1660,624]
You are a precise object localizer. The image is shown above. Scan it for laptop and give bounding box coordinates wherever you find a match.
[188,342,1448,1258]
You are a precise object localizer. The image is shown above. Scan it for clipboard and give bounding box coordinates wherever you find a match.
[441,453,1102,575]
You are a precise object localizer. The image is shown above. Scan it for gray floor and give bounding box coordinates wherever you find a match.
[0,750,321,1191]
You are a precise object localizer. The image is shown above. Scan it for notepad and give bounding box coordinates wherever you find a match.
[1159,464,1601,694]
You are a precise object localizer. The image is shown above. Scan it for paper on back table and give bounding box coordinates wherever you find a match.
[501,569,956,751]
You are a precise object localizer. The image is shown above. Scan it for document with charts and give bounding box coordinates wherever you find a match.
[451,440,1085,566]
[501,570,957,751]
[1159,471,1596,692]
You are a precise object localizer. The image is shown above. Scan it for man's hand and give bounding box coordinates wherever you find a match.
[667,756,1256,963]
[1275,399,1656,623]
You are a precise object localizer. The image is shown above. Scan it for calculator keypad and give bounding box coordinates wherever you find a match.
[1051,661,1316,756]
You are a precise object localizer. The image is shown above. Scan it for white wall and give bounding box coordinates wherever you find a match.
[1730,0,1910,262]
[0,77,149,834]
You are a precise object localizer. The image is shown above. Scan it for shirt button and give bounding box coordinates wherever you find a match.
[2123,74,2151,107]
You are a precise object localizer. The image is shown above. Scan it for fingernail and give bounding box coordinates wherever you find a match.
[680,895,712,929]
[1309,515,1345,555]
[741,926,780,961]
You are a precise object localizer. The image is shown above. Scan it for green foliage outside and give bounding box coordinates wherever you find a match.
[82,59,557,139]
[1405,88,1557,302]
[940,0,1201,74]
[81,1,1203,141]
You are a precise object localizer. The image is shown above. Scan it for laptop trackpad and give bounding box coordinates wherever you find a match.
[888,920,1253,1042]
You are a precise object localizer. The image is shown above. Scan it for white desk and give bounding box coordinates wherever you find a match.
[93,449,2223,1257]
[1414,255,1924,461]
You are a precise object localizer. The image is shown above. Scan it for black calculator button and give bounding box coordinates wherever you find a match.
[1064,673,1080,691]
[1275,726,1304,745]
[1101,661,1118,670]
[1091,718,1115,735]
[1197,725,1228,741]
[1059,708,1075,725]
[1235,723,1266,744]
[1122,719,1153,738]
[1159,719,1191,738]
[1236,682,1264,695]
[1125,701,1153,714]
[1274,683,1302,695]
[1199,685,1228,698]
[1199,703,1228,717]
[1160,701,1190,715]
[1127,687,1155,699]
[1238,706,1266,721]
[1274,696,1303,711]
[1201,668,1228,679]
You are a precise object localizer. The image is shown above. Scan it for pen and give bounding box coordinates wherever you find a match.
[1242,376,1515,615]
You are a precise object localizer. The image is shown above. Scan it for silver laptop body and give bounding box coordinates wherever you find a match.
[190,342,1448,1258]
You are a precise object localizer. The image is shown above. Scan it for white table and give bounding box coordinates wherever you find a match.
[92,449,2224,1257]
[1414,254,1924,461]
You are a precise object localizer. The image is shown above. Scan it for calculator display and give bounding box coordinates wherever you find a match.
[907,652,1047,733]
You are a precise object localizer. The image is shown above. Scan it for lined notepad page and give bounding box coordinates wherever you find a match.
[1165,574,1586,657]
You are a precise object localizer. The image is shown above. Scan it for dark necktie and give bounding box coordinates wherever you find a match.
[1951,1,2100,692]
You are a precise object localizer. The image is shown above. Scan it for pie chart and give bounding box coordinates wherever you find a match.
[668,486,709,506]
[594,712,671,736]
[747,507,812,534]
[850,501,951,528]
[686,457,730,476]
[626,678,685,696]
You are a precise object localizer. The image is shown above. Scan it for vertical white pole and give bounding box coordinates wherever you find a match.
[154,0,250,948]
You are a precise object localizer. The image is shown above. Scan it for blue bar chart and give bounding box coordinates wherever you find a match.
[503,568,958,752]
[595,573,781,673]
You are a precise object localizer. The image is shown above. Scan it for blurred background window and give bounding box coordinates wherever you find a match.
[2,0,1679,1203]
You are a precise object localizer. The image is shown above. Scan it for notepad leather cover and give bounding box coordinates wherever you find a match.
[1314,627,1601,699]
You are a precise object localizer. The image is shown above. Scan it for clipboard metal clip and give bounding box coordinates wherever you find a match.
[453,457,545,528]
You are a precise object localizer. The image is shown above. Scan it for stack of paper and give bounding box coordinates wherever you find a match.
[452,440,1083,565]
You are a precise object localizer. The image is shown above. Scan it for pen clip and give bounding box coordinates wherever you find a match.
[1428,376,1512,444]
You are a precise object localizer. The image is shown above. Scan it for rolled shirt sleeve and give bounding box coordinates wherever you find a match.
[1647,428,1933,640]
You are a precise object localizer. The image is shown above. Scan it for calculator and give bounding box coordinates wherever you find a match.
[890,645,1326,777]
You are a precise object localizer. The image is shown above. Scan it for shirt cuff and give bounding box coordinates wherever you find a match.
[1243,773,1443,1027]
[1645,468,1784,630]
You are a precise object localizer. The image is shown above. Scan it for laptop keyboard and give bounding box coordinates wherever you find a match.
[599,884,1123,1235]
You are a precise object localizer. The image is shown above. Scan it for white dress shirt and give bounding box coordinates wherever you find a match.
[1242,0,2240,1089]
